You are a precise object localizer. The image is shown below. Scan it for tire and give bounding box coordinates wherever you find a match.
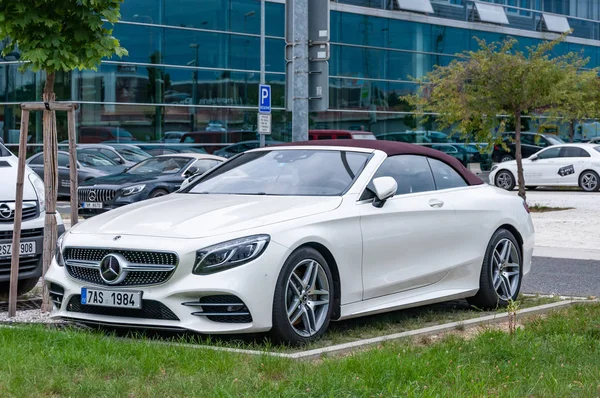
[149,189,169,198]
[494,170,516,191]
[579,170,600,192]
[467,229,523,309]
[500,155,514,162]
[526,186,537,190]
[271,247,334,345]
[0,277,40,296]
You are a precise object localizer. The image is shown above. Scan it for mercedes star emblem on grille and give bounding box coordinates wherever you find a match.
[99,254,126,285]
[88,190,97,202]
[0,203,12,220]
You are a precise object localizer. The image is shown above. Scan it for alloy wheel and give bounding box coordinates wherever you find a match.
[285,259,330,338]
[581,172,598,191]
[491,238,521,301]
[496,172,513,190]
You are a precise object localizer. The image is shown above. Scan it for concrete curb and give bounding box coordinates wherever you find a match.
[131,299,600,361]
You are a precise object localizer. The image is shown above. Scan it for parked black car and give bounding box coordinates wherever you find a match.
[78,153,224,217]
[27,150,126,197]
[492,132,564,163]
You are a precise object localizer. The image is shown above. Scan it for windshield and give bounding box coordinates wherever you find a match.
[127,156,190,175]
[594,146,600,154]
[188,149,370,196]
[77,151,119,167]
[114,146,151,162]
[546,135,565,145]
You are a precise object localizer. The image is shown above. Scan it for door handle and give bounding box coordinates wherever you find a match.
[429,199,444,208]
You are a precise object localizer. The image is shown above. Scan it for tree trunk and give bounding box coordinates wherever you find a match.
[41,71,58,313]
[569,119,576,143]
[514,112,526,201]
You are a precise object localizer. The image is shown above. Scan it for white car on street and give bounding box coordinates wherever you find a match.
[0,141,65,295]
[490,143,600,192]
[46,141,534,344]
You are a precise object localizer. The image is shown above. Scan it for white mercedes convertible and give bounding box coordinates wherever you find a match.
[47,140,534,344]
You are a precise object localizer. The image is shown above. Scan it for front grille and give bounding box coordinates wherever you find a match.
[67,295,179,321]
[0,228,44,240]
[78,188,116,203]
[183,295,253,323]
[0,256,40,276]
[64,248,178,287]
[0,202,38,223]
[49,283,65,309]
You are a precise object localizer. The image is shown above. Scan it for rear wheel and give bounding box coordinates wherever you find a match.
[467,229,522,309]
[271,247,333,345]
[495,170,515,191]
[579,171,600,192]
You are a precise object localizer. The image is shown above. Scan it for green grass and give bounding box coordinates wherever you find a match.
[529,204,575,213]
[1,303,600,397]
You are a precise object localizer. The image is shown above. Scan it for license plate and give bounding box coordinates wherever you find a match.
[82,202,103,209]
[0,241,37,259]
[81,288,142,309]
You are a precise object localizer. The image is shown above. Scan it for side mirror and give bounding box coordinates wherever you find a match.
[372,177,397,208]
[184,166,199,177]
[530,155,539,161]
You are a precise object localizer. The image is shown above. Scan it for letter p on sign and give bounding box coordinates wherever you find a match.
[259,84,271,113]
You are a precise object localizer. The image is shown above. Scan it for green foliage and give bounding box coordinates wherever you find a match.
[0,0,128,74]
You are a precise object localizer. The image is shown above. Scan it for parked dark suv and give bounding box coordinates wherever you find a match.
[492,132,564,163]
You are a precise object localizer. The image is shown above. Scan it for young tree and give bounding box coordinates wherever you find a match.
[0,0,127,310]
[405,34,599,200]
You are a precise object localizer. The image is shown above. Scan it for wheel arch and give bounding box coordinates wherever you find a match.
[294,242,342,321]
[496,223,524,258]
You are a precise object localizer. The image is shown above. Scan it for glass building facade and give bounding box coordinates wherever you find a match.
[2,0,600,153]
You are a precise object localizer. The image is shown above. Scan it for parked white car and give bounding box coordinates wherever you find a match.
[490,143,600,192]
[0,141,65,295]
[46,141,534,344]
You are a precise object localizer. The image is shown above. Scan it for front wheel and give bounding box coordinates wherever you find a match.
[271,247,334,345]
[0,277,40,296]
[467,229,522,309]
[495,170,516,191]
[579,171,600,192]
[149,189,169,198]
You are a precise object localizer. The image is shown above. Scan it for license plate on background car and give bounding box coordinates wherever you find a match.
[81,288,142,309]
[0,241,36,259]
[82,202,103,209]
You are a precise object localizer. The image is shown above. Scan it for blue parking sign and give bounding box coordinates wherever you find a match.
[259,84,271,113]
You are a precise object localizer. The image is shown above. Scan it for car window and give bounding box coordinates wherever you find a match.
[99,149,122,162]
[363,155,436,199]
[191,159,222,174]
[595,146,600,154]
[28,154,43,165]
[77,151,119,167]
[427,158,468,190]
[537,147,561,159]
[0,144,11,157]
[114,147,151,162]
[58,153,70,167]
[521,134,536,146]
[560,147,591,158]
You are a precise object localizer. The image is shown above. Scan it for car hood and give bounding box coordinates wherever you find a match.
[0,157,38,201]
[81,172,179,187]
[70,193,343,239]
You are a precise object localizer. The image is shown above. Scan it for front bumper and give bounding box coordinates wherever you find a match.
[45,237,290,334]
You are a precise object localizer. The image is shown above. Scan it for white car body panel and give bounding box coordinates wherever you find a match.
[46,145,534,334]
[489,143,600,188]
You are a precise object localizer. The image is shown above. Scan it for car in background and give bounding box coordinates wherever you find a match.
[309,130,376,140]
[77,153,225,217]
[588,137,600,144]
[490,143,600,192]
[48,140,533,344]
[133,144,207,156]
[214,140,283,159]
[422,143,479,167]
[160,132,187,143]
[376,131,448,144]
[0,141,65,296]
[180,130,257,153]
[492,132,564,163]
[77,144,151,167]
[79,126,137,143]
[27,150,126,197]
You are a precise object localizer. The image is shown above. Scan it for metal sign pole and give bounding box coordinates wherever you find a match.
[259,0,267,147]
[291,0,309,142]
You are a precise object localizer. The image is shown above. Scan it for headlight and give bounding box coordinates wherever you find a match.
[491,165,499,172]
[55,233,65,267]
[28,173,45,212]
[121,184,146,196]
[193,235,270,275]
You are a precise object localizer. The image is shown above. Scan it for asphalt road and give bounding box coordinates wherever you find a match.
[522,256,600,298]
